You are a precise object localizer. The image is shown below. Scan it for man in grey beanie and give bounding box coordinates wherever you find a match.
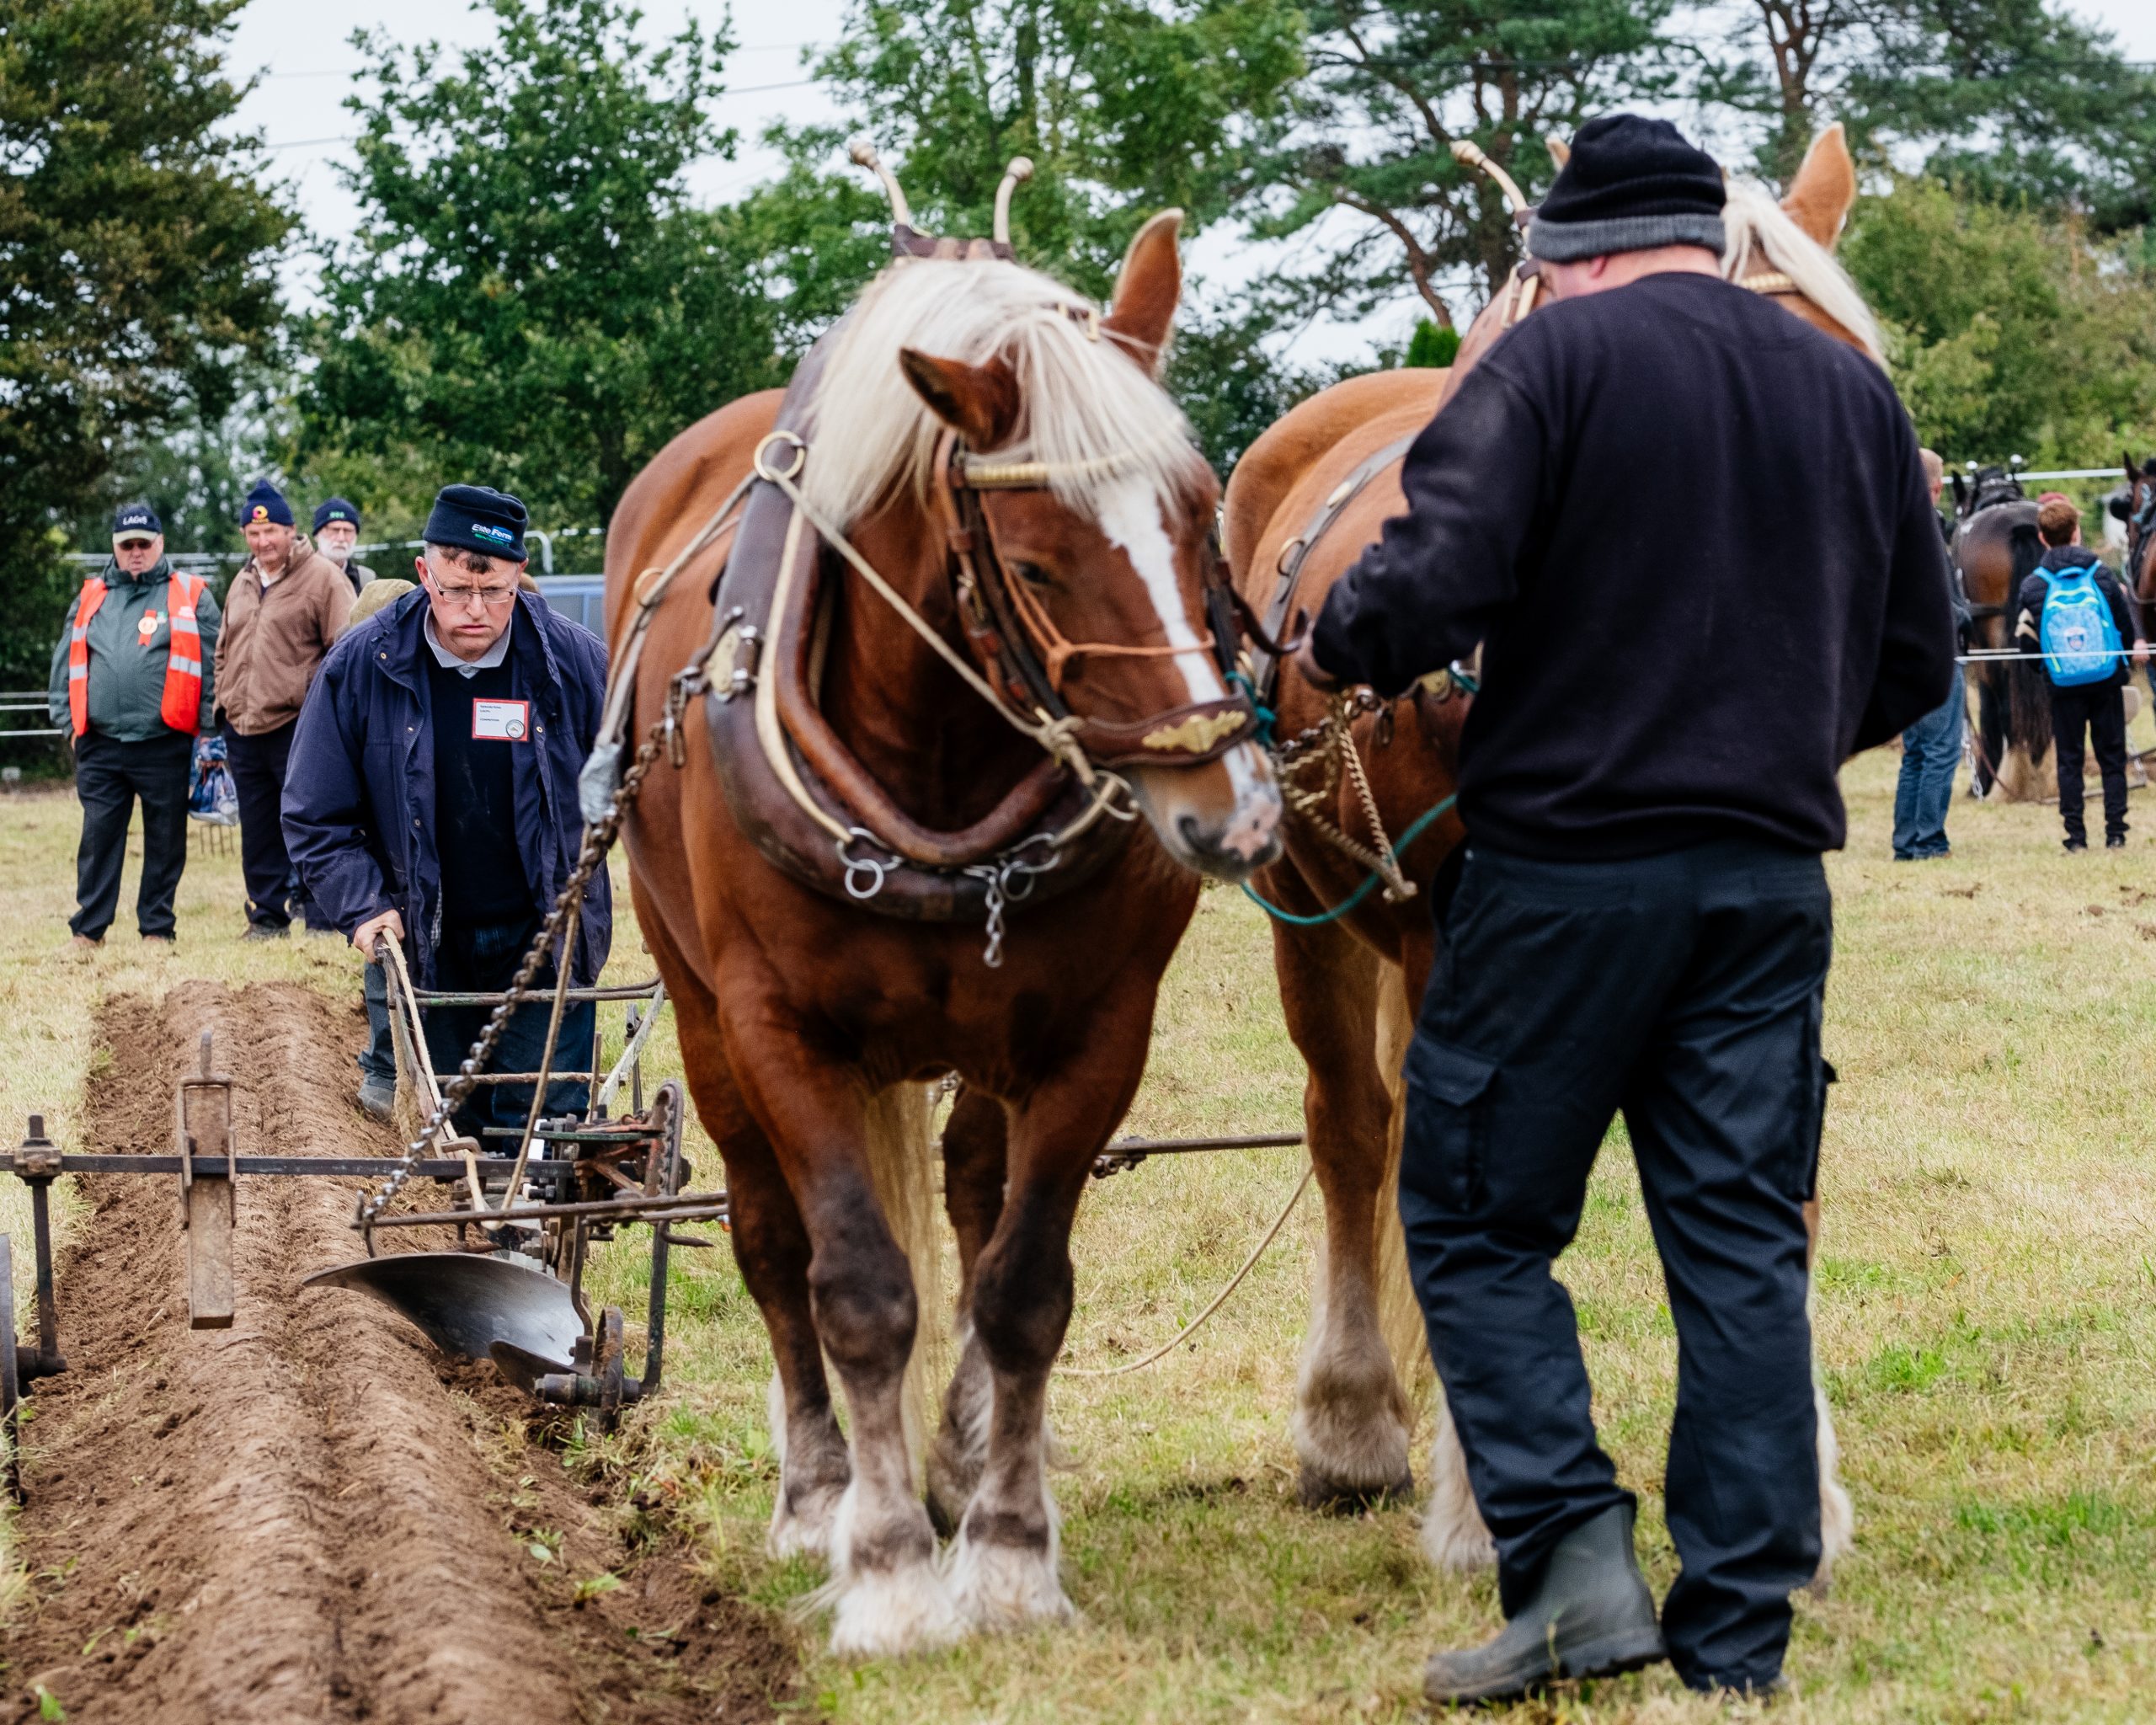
[1298,113,1951,1702]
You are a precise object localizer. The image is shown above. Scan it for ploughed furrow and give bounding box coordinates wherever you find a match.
[2,980,800,1725]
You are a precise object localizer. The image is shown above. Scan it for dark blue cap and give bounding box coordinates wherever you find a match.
[313,495,361,533]
[112,502,162,539]
[424,483,529,563]
[239,479,294,528]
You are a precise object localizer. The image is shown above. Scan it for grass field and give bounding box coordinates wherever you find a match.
[3,737,2155,1723]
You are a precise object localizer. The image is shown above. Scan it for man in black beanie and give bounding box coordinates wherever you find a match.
[284,484,611,1135]
[1297,115,1952,1701]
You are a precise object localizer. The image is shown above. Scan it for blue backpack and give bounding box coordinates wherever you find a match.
[2037,565,2124,687]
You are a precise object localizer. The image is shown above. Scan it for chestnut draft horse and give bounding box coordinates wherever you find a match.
[1221,126,1876,1578]
[605,203,1283,1655]
[2117,451,2156,677]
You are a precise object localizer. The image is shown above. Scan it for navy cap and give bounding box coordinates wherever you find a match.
[424,483,529,563]
[238,479,294,528]
[313,495,361,533]
[112,502,162,539]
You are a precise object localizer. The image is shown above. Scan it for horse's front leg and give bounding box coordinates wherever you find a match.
[723,1009,956,1656]
[1270,908,1416,1508]
[947,1017,1150,1630]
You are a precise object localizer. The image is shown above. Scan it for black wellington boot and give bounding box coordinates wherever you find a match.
[1422,1503,1667,1706]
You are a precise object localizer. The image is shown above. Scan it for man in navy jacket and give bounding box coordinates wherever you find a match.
[284,484,611,1135]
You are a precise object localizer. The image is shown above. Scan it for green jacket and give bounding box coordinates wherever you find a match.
[46,558,223,743]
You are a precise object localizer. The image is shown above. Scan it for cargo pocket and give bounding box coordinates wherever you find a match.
[1794,994,1833,1201]
[1402,1038,1500,1212]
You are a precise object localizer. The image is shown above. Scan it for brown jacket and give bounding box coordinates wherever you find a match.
[214,537,355,734]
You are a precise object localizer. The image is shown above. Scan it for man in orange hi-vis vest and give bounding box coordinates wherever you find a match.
[45,503,221,949]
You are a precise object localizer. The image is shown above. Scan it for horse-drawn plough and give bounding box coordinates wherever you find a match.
[0,976,1303,1495]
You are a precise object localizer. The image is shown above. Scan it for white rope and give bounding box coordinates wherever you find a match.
[1061,1162,1314,1379]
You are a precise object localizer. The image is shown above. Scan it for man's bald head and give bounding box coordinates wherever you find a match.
[1919,448,1945,505]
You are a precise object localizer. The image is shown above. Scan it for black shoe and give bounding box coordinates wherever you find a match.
[242,923,291,941]
[356,1075,396,1124]
[2064,838,2088,854]
[2107,834,2127,850]
[1422,1503,1667,1706]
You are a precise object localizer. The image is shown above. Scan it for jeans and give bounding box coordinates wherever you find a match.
[419,916,596,1141]
[1400,837,1829,1691]
[360,959,397,1085]
[70,730,192,940]
[1892,665,1963,858]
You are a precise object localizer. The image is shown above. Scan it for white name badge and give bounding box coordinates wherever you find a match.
[472,697,531,742]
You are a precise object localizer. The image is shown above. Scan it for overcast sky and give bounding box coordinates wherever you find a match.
[228,0,2156,366]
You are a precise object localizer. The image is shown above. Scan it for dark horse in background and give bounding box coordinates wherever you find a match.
[1951,464,2049,800]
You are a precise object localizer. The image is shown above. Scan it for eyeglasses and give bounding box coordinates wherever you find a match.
[115,537,156,550]
[432,583,519,608]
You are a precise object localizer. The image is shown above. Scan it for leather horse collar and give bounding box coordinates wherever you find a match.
[700,322,1258,937]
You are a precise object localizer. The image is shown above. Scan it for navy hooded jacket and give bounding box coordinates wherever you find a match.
[282,589,611,988]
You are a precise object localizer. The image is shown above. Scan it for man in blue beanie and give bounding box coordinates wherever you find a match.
[285,484,610,1133]
[215,478,351,937]
[1297,114,1952,1701]
[312,496,376,595]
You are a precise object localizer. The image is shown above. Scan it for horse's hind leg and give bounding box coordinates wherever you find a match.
[1272,916,1414,1508]
[635,901,850,1557]
[929,1085,1007,1533]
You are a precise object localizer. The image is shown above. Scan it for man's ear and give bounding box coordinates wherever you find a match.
[1103,209,1182,377]
[899,349,1022,449]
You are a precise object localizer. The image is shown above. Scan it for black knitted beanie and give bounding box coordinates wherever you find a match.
[1527,115,1726,264]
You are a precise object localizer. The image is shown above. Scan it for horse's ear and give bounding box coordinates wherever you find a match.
[1781,122,1857,249]
[1951,472,1968,514]
[1546,134,1571,172]
[899,349,1021,450]
[1104,209,1182,377]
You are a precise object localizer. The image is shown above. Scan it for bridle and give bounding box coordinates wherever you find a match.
[929,428,1295,768]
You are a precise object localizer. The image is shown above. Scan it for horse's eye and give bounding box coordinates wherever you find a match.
[1011,560,1053,588]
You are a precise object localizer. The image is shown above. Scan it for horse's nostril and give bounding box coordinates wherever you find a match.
[1177,814,1211,855]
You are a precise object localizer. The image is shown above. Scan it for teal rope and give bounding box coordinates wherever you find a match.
[1241,793,1458,927]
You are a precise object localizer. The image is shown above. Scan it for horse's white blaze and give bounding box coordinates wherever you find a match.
[1095,476,1222,705]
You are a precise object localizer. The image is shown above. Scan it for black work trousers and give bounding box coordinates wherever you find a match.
[419,916,596,1143]
[223,718,323,931]
[1400,837,1830,1692]
[70,730,192,941]
[2048,681,2128,845]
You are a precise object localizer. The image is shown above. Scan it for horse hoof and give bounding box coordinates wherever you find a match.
[825,1557,964,1656]
[948,1530,1074,1631]
[1298,1471,1415,1513]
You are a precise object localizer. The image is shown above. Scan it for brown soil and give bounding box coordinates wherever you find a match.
[0,981,803,1724]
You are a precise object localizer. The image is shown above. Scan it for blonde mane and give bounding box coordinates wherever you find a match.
[1721,179,1884,365]
[801,254,1204,528]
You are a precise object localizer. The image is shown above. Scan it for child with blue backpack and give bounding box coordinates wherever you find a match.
[2015,494,2148,851]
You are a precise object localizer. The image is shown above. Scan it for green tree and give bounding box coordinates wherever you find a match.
[0,0,291,680]
[1705,0,2156,216]
[1842,176,2156,464]
[1252,0,1679,327]
[1403,318,1460,366]
[299,0,786,530]
[757,0,1305,306]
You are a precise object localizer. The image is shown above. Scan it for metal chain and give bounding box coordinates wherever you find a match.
[358,705,682,1231]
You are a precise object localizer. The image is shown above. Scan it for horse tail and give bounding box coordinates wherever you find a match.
[1371,977,1431,1387]
[2004,521,2052,765]
[860,1081,947,1474]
